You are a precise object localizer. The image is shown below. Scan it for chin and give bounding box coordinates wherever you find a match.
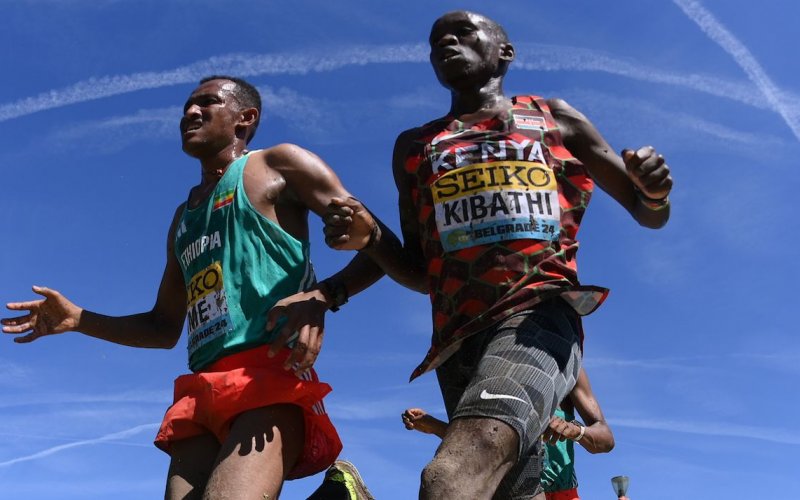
[181,140,205,158]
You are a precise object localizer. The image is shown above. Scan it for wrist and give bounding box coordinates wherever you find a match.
[570,420,586,441]
[360,221,381,251]
[316,277,349,312]
[634,187,669,211]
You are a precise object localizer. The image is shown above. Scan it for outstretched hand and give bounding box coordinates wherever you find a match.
[266,290,329,376]
[622,146,673,200]
[323,197,377,251]
[2,286,81,343]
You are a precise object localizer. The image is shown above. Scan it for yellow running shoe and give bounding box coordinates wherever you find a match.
[306,460,375,500]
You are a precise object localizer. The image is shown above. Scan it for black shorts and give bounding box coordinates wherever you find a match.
[435,298,582,499]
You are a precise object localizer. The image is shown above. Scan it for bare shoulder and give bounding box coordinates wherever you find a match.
[169,201,187,229]
[392,127,421,168]
[545,98,606,152]
[546,98,590,136]
[166,201,187,250]
[261,143,321,170]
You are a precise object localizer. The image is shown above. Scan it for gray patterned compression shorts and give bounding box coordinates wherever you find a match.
[435,298,582,499]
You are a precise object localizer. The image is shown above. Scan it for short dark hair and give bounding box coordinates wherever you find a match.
[471,12,509,45]
[469,12,511,76]
[199,75,262,144]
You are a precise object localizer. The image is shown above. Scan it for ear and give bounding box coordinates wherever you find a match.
[239,107,259,128]
[499,42,515,63]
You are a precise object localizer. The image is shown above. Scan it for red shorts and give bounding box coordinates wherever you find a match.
[154,345,342,479]
[546,488,580,500]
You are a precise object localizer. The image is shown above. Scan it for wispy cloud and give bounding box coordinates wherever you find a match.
[0,46,427,123]
[584,356,698,372]
[672,0,800,141]
[44,84,333,151]
[556,88,779,148]
[0,422,159,468]
[612,417,800,445]
[513,42,798,116]
[0,389,170,410]
[0,359,34,388]
[585,352,800,374]
[2,42,797,131]
[327,391,444,421]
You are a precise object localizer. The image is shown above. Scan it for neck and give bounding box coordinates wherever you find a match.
[198,142,247,185]
[448,77,509,118]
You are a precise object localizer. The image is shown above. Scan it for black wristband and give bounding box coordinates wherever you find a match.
[362,222,381,251]
[317,278,348,312]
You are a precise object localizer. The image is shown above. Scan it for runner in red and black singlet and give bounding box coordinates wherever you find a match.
[403,95,608,380]
[323,10,672,500]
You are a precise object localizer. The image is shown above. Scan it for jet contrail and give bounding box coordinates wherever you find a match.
[0,45,427,123]
[672,0,800,140]
[1,41,796,126]
[0,423,159,468]
[612,417,800,445]
[0,424,160,467]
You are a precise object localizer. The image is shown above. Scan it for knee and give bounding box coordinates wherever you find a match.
[420,456,460,494]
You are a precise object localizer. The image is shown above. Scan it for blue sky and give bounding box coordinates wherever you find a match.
[1,0,797,498]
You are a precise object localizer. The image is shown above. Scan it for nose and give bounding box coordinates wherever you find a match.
[435,32,458,48]
[184,103,202,119]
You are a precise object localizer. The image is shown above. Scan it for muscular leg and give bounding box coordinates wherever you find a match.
[429,301,582,500]
[420,416,518,500]
[202,404,305,500]
[165,433,220,500]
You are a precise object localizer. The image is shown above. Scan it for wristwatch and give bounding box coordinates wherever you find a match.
[570,419,586,441]
[317,278,349,312]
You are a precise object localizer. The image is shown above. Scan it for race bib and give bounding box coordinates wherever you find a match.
[432,161,561,252]
[186,261,233,355]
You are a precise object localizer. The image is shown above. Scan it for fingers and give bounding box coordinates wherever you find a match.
[622,146,658,175]
[622,146,672,199]
[267,313,292,359]
[322,208,354,249]
[545,416,570,444]
[13,332,40,344]
[284,324,323,376]
[407,408,426,419]
[265,305,285,334]
[5,300,44,311]
[2,320,34,334]
[402,411,415,430]
[32,285,58,299]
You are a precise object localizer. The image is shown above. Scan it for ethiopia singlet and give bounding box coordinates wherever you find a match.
[404,96,609,379]
[541,408,579,493]
[174,152,315,372]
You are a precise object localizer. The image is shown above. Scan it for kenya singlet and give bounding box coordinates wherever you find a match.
[403,96,609,379]
[174,153,315,372]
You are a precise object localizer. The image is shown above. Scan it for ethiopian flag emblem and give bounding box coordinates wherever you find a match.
[213,189,235,211]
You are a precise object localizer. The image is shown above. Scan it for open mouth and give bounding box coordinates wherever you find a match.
[439,49,461,63]
[183,122,202,134]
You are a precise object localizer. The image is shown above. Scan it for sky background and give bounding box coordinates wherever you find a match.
[1,0,798,499]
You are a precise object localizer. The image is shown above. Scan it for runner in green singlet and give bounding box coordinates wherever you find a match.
[2,76,381,500]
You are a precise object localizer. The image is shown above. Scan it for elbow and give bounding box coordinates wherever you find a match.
[598,437,615,454]
[150,314,182,349]
[399,279,428,295]
[585,424,615,453]
[407,275,429,294]
[593,432,615,454]
[160,335,180,350]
